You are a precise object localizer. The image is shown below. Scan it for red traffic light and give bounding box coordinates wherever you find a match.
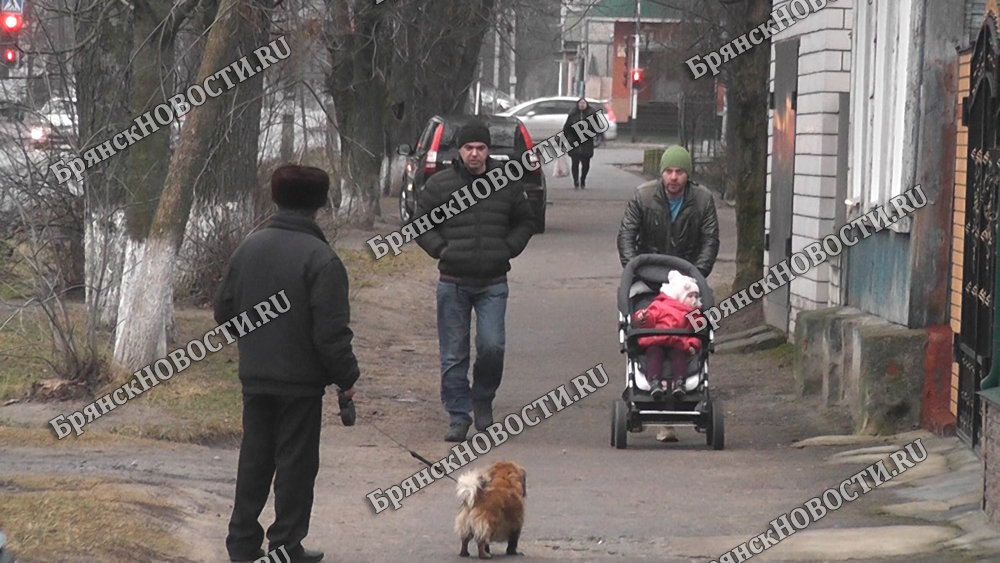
[1,13,21,32]
[3,48,16,64]
[632,69,642,82]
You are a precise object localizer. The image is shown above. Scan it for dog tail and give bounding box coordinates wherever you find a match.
[456,467,487,508]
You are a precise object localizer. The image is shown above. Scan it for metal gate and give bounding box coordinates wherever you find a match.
[957,11,1000,451]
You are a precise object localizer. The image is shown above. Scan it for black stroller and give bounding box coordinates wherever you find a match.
[611,254,724,450]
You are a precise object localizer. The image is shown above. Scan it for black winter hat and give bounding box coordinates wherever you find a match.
[270,164,330,210]
[456,122,491,148]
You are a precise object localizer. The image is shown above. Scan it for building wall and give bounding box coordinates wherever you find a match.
[951,49,972,418]
[765,0,853,336]
[843,0,963,328]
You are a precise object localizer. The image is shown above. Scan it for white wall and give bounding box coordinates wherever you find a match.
[765,0,854,337]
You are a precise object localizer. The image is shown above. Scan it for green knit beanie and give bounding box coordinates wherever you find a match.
[660,145,692,175]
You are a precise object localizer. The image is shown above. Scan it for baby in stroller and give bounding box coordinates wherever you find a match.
[631,270,703,400]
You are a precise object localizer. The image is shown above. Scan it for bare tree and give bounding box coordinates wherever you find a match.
[638,0,770,294]
[174,0,273,306]
[724,0,769,294]
[74,0,133,331]
[111,0,273,378]
[324,0,495,228]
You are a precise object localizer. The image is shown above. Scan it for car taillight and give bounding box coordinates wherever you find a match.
[604,103,616,123]
[519,123,541,173]
[424,124,443,177]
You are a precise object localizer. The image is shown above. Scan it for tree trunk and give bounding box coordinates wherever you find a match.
[727,0,770,294]
[326,0,495,228]
[175,0,271,306]
[327,0,388,229]
[112,0,180,363]
[75,0,132,329]
[112,0,272,377]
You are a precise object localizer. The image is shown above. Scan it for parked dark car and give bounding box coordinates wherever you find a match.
[396,114,548,233]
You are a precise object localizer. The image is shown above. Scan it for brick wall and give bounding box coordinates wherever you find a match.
[766,0,853,337]
[951,50,972,418]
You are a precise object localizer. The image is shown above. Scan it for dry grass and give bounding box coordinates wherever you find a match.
[337,246,435,294]
[0,304,109,402]
[0,239,430,447]
[0,474,187,563]
[87,308,246,446]
[0,425,154,448]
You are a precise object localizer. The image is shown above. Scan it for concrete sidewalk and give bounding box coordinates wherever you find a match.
[772,430,1000,561]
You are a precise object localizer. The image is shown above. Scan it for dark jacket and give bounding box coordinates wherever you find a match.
[617,179,721,277]
[563,104,599,158]
[414,157,535,282]
[213,210,360,396]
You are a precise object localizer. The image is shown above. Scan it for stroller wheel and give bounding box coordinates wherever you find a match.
[706,400,725,450]
[611,399,628,449]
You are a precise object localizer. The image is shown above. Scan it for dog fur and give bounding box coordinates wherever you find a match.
[455,461,527,559]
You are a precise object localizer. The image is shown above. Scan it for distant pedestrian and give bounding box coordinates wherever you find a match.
[215,164,360,563]
[413,121,536,442]
[562,98,599,189]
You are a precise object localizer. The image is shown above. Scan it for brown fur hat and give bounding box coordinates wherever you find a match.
[270,164,329,210]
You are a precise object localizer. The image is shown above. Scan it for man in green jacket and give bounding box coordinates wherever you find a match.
[616,145,720,442]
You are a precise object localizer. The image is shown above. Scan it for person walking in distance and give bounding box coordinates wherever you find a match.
[215,165,360,563]
[413,121,536,442]
[562,98,599,189]
[616,145,720,443]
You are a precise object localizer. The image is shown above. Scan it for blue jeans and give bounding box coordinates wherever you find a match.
[437,281,508,424]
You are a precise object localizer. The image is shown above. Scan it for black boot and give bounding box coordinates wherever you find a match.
[445,419,472,442]
[285,547,324,563]
[473,401,494,432]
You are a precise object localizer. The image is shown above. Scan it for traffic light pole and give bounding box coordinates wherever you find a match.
[630,0,640,142]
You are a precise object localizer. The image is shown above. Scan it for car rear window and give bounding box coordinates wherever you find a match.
[439,121,520,150]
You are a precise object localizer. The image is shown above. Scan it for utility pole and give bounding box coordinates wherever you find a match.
[559,1,566,96]
[493,10,501,114]
[508,5,517,100]
[631,0,640,142]
[583,17,589,98]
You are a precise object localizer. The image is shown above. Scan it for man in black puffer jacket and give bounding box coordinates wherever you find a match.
[413,122,535,442]
[215,165,359,563]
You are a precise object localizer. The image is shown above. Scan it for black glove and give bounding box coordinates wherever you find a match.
[338,390,356,426]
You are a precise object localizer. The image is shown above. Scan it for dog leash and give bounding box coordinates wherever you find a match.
[369,421,459,483]
[340,392,458,483]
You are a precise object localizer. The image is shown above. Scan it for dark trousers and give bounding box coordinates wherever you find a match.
[646,345,689,385]
[227,393,323,559]
[570,155,591,186]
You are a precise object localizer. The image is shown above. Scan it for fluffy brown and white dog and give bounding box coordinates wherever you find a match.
[455,460,527,559]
